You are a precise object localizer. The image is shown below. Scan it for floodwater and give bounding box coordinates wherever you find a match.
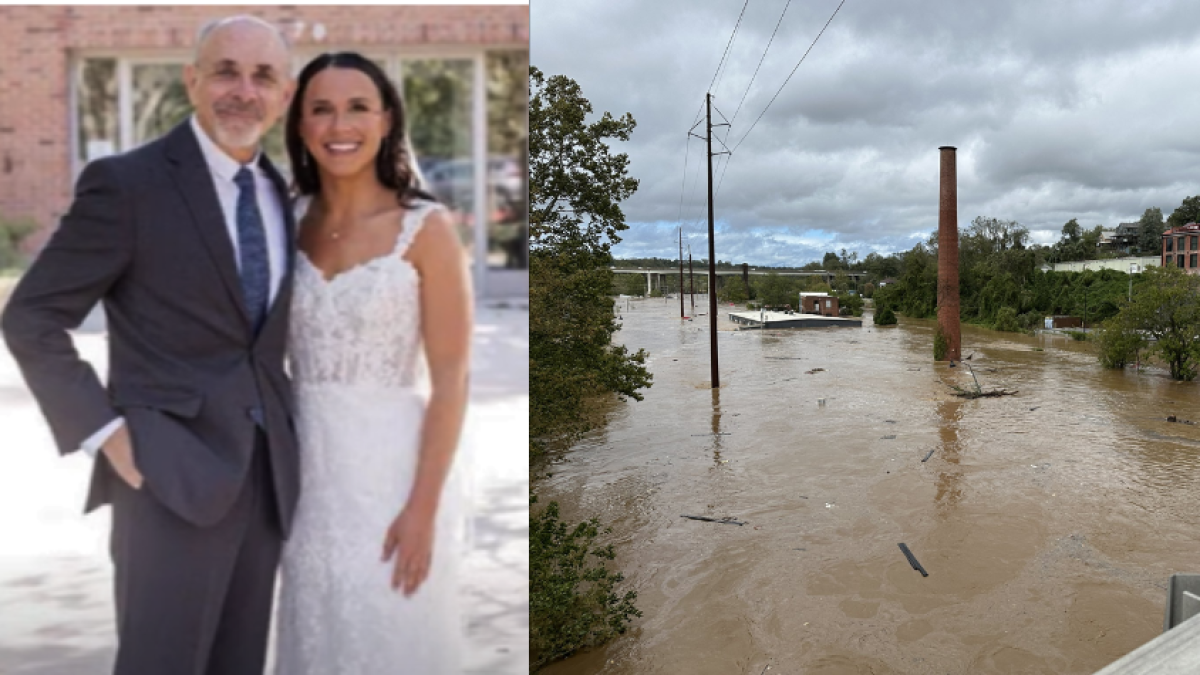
[537,296,1200,675]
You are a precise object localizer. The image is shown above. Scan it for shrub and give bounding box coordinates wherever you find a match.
[1095,317,1145,369]
[531,497,641,669]
[874,306,898,325]
[0,214,38,270]
[933,327,949,361]
[993,306,1020,332]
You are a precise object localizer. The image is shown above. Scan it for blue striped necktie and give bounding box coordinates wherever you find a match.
[233,167,270,333]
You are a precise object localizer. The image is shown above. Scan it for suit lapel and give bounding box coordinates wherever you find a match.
[164,122,253,331]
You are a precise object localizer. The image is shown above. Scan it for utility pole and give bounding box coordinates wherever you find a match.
[706,94,719,387]
[688,93,729,389]
[679,227,685,318]
[688,243,695,313]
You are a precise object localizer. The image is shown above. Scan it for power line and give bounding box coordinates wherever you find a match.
[715,0,847,197]
[677,135,693,229]
[731,0,847,156]
[691,0,752,130]
[729,0,793,129]
[709,0,752,102]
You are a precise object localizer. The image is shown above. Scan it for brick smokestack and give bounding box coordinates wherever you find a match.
[937,146,961,362]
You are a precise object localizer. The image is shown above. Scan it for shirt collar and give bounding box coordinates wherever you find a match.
[189,115,263,183]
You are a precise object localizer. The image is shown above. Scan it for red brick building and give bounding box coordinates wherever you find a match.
[799,292,838,316]
[0,5,528,297]
[1162,223,1200,275]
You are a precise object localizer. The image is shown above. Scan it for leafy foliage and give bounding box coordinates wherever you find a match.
[530,498,642,669]
[1167,195,1200,230]
[0,214,37,270]
[529,66,651,458]
[529,66,648,668]
[1108,264,1200,380]
[874,305,897,325]
[719,276,749,304]
[933,328,949,361]
[1095,312,1146,369]
[992,306,1020,332]
[1137,207,1165,254]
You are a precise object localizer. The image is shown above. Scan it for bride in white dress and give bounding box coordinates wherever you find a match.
[273,52,473,674]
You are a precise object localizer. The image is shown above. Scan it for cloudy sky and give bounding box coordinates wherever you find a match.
[532,0,1200,266]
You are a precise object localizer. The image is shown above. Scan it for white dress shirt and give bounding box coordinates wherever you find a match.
[80,116,289,457]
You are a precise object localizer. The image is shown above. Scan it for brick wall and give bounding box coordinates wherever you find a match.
[0,5,529,251]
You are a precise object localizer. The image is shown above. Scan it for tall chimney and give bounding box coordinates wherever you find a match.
[937,146,962,362]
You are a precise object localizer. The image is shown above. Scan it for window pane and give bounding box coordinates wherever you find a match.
[77,58,118,166]
[486,50,528,270]
[132,63,192,146]
[403,58,475,261]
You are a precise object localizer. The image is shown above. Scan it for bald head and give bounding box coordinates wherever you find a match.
[185,15,295,164]
[194,15,289,64]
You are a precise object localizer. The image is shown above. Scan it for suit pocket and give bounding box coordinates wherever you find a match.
[111,386,204,418]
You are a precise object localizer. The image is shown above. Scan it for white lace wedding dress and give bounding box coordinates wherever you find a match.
[274,199,466,674]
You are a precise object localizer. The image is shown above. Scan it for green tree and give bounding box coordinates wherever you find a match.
[755,271,791,308]
[1119,264,1200,380]
[1052,218,1085,262]
[1095,311,1146,369]
[1137,207,1165,254]
[719,277,748,304]
[1167,195,1200,230]
[530,66,649,664]
[874,305,897,325]
[531,498,641,668]
[614,273,646,297]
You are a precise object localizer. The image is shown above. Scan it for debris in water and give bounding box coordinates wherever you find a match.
[898,543,929,577]
[1167,415,1196,425]
[921,449,936,462]
[690,433,732,436]
[953,388,1018,399]
[881,435,896,440]
[680,514,745,526]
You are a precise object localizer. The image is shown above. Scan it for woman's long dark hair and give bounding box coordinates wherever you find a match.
[286,52,434,207]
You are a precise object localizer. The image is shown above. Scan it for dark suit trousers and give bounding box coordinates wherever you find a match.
[109,431,280,675]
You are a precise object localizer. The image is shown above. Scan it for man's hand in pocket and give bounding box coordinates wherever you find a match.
[101,425,143,490]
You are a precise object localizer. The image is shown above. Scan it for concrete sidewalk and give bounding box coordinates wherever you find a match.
[0,304,529,674]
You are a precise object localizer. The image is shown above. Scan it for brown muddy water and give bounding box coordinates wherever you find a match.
[538,296,1200,675]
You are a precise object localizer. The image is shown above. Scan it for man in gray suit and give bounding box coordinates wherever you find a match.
[2,16,299,675]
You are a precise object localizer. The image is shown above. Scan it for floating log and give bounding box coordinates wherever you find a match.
[898,543,929,577]
[681,515,745,526]
[922,448,936,462]
[953,389,1018,399]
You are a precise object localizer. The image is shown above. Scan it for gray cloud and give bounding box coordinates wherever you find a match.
[533,0,1200,265]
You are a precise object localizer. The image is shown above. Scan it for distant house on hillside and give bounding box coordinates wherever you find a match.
[1114,222,1140,252]
[1099,229,1119,252]
[1162,223,1200,274]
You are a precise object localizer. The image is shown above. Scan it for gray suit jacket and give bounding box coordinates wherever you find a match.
[1,121,300,534]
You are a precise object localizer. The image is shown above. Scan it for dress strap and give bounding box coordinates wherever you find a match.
[393,200,443,258]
